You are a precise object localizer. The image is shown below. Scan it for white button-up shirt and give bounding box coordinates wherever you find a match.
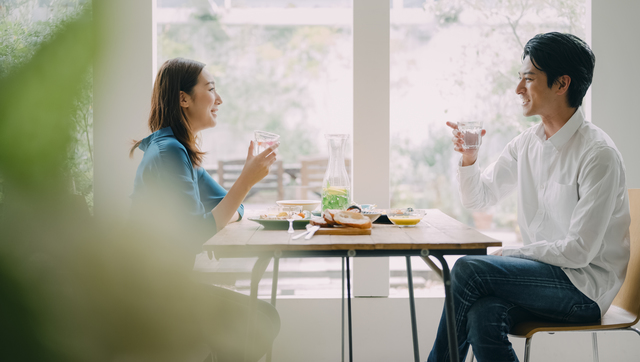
[458,108,630,316]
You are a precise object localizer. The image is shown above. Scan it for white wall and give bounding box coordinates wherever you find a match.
[93,0,154,225]
[352,0,390,298]
[272,297,639,362]
[273,297,443,362]
[591,0,640,188]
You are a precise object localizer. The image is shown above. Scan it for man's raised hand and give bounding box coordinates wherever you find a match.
[446,121,487,167]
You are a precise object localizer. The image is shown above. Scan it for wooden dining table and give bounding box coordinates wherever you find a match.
[203,209,501,362]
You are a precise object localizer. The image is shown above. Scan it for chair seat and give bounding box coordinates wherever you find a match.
[510,305,638,338]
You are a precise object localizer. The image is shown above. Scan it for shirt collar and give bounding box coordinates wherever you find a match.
[533,107,584,150]
[548,107,584,150]
[139,127,174,152]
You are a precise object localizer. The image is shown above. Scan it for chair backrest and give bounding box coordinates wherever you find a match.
[216,159,284,200]
[611,189,640,321]
[299,156,351,188]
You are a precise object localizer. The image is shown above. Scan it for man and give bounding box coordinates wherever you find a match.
[428,32,631,362]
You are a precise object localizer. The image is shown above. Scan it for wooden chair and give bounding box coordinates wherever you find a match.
[469,188,640,362]
[215,159,284,201]
[295,156,351,200]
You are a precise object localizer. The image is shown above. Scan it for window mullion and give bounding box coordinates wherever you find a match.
[352,0,390,297]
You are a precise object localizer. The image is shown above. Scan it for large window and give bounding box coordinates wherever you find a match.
[157,0,352,206]
[388,0,588,297]
[157,0,588,298]
[157,0,353,297]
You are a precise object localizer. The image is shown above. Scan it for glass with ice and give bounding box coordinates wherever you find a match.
[254,130,280,156]
[457,121,483,150]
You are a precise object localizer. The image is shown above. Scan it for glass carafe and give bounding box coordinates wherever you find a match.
[321,134,351,211]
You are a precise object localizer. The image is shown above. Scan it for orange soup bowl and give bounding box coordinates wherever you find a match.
[384,209,426,227]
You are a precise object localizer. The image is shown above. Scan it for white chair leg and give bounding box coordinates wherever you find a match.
[592,332,599,362]
[524,337,532,362]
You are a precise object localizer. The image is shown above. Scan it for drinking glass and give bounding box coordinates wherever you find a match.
[254,130,280,156]
[457,121,483,150]
[282,206,302,233]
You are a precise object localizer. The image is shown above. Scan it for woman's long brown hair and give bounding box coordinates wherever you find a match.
[129,58,206,167]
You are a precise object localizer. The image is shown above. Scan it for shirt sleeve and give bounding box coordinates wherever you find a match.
[503,146,624,268]
[155,144,217,238]
[458,137,519,210]
[196,167,245,220]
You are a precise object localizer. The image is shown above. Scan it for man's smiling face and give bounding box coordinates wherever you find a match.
[515,56,557,118]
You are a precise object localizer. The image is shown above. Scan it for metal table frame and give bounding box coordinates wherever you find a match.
[218,247,489,362]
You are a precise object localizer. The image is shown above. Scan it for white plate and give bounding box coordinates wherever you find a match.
[248,217,311,230]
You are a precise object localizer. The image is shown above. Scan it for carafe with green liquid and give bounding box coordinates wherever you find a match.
[321,134,351,211]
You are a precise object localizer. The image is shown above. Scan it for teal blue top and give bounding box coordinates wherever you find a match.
[130,127,243,246]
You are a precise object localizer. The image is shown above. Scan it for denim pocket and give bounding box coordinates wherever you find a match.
[563,302,600,323]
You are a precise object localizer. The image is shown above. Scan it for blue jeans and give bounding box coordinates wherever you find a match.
[427,255,601,362]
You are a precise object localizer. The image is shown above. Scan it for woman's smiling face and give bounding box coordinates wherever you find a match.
[182,69,222,133]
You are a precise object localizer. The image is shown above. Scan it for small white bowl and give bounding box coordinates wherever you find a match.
[276,200,321,212]
[362,211,382,223]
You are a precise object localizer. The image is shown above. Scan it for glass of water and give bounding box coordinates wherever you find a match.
[254,130,280,156]
[457,121,483,150]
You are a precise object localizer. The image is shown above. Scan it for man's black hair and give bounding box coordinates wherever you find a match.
[523,32,595,108]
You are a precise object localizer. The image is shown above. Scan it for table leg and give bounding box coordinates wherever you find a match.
[432,254,459,362]
[346,256,353,362]
[265,257,279,362]
[270,257,279,306]
[421,255,443,280]
[406,256,420,362]
[342,257,345,362]
[244,256,272,362]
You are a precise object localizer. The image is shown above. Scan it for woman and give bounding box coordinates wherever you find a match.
[129,58,280,362]
[130,57,277,248]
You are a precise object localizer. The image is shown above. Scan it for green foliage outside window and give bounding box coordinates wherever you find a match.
[390,0,586,228]
[0,0,92,211]
[158,3,349,164]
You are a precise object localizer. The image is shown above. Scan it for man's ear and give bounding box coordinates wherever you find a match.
[555,75,572,96]
[179,90,190,108]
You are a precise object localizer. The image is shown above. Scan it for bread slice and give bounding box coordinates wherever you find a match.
[333,211,372,229]
[323,209,339,226]
[310,216,329,227]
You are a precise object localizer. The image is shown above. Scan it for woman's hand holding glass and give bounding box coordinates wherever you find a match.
[238,140,279,188]
[446,121,487,167]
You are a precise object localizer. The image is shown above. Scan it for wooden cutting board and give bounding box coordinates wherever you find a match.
[314,227,371,235]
